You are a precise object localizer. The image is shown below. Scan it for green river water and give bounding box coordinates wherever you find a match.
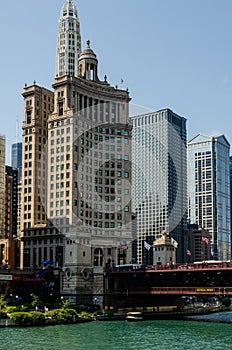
[1,313,232,350]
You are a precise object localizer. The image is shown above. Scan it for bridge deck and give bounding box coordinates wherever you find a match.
[107,262,232,297]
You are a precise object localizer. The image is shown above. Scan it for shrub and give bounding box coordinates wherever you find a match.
[29,311,45,325]
[80,311,94,319]
[44,310,56,319]
[0,310,8,319]
[20,305,30,312]
[10,311,45,326]
[10,312,32,325]
[222,297,231,307]
[55,308,78,323]
[5,306,19,314]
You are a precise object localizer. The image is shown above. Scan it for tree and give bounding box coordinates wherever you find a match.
[31,295,43,309]
[0,294,7,308]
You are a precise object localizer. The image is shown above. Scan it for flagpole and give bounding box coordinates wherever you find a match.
[142,241,145,266]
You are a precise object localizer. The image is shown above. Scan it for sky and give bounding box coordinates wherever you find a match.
[1,0,232,164]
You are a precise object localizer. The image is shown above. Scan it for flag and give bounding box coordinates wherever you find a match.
[186,250,191,256]
[121,78,124,84]
[144,241,152,251]
[202,236,209,244]
[171,238,178,248]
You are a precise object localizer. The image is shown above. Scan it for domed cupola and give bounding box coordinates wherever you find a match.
[61,0,78,18]
[78,40,99,81]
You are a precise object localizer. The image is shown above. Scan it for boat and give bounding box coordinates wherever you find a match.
[126,312,143,321]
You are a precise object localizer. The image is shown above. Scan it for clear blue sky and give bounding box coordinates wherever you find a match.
[1,0,232,164]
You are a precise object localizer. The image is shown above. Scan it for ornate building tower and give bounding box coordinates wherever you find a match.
[56,0,81,78]
[48,39,133,303]
[19,1,133,305]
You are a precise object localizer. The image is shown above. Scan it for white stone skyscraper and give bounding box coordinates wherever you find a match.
[20,0,133,303]
[56,0,81,78]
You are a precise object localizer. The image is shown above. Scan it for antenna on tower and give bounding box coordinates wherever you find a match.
[16,118,19,144]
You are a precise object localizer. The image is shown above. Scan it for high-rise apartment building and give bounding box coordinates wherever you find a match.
[230,156,232,254]
[11,142,22,181]
[5,166,18,239]
[21,84,54,231]
[2,166,18,268]
[131,109,188,264]
[20,84,55,268]
[0,136,6,239]
[188,134,231,260]
[20,0,133,302]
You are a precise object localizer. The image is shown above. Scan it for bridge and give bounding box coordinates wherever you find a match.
[105,262,232,308]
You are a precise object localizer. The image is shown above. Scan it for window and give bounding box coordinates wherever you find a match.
[124,205,129,212]
[26,111,31,124]
[58,102,63,116]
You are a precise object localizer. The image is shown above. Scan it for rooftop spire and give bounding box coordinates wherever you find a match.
[56,0,82,78]
[61,0,78,19]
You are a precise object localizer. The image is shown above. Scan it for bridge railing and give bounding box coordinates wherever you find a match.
[115,286,232,295]
[110,261,232,273]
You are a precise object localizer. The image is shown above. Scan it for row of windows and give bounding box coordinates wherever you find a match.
[24,237,63,245]
[50,164,70,172]
[50,122,71,130]
[51,145,71,153]
[24,213,46,220]
[51,155,70,163]
[91,222,122,228]
[50,181,70,190]
[50,209,69,217]
[50,173,70,181]
[79,153,129,161]
[50,136,71,145]
[132,112,170,127]
[50,191,70,198]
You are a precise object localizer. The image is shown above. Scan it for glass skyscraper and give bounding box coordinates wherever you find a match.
[11,142,22,181]
[229,156,232,257]
[131,109,188,264]
[188,134,231,260]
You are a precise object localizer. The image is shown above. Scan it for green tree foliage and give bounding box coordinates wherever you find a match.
[31,295,43,309]
[0,294,7,308]
[62,300,71,309]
